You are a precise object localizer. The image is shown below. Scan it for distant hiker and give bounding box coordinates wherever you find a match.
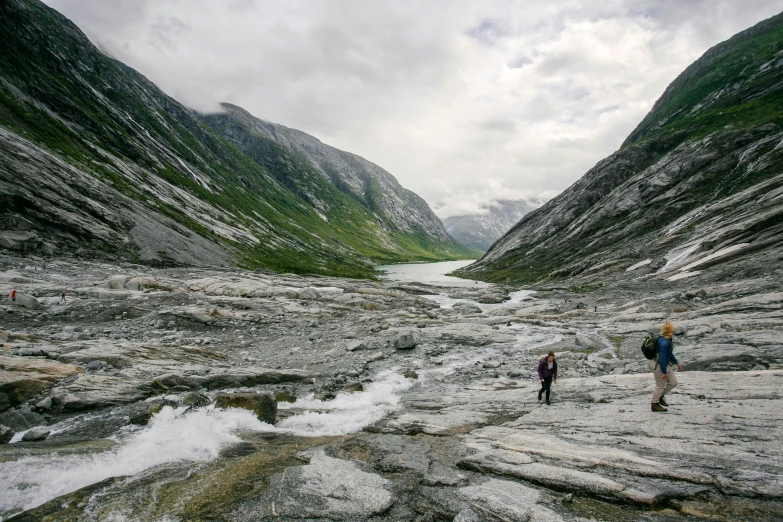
[10,289,16,302]
[60,290,66,303]
[537,351,558,405]
[651,321,682,412]
[594,306,597,313]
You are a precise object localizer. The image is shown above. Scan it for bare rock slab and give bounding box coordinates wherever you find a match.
[242,450,393,520]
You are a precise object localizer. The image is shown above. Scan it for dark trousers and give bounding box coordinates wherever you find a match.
[539,376,553,401]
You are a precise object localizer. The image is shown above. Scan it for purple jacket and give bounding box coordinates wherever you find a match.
[537,357,558,380]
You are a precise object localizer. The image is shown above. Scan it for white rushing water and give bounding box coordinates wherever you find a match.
[422,289,536,311]
[0,370,412,517]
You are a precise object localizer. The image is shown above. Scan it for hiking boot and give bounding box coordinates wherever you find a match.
[659,396,668,407]
[538,391,543,401]
[651,403,667,412]
[546,399,551,405]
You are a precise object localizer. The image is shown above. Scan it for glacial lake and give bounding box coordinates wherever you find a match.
[375,260,491,288]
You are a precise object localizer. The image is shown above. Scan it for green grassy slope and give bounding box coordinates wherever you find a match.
[0,0,473,277]
[624,12,783,149]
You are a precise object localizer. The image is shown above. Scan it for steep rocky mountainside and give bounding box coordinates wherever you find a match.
[462,11,783,286]
[442,199,540,251]
[0,0,471,278]
[202,104,457,246]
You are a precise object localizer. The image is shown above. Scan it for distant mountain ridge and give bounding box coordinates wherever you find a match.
[0,0,473,277]
[461,11,783,285]
[442,199,540,252]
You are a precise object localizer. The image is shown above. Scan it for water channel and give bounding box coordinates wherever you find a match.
[375,259,490,287]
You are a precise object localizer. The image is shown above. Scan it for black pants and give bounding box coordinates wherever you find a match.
[539,376,552,401]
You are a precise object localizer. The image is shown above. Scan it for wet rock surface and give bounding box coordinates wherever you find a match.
[0,256,781,521]
[215,392,277,424]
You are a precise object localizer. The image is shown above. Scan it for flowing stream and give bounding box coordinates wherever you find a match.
[0,262,552,518]
[0,371,414,516]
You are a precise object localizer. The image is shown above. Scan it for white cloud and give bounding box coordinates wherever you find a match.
[45,0,783,217]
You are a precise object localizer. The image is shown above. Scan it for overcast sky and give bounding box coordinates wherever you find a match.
[44,0,783,218]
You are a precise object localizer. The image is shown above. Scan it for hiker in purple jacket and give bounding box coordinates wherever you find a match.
[537,351,558,405]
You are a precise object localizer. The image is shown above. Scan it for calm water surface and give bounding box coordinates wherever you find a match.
[375,260,491,288]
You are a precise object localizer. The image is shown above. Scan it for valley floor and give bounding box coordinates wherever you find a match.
[0,255,781,521]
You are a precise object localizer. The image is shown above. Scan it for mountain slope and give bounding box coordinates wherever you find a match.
[461,11,783,285]
[442,199,540,252]
[199,104,471,258]
[0,0,471,277]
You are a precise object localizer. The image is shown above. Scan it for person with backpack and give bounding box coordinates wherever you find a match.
[537,351,558,405]
[650,321,682,412]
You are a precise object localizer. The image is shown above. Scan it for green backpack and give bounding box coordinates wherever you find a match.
[640,333,660,360]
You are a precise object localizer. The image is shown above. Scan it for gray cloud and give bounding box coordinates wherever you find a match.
[480,117,517,133]
[44,0,783,217]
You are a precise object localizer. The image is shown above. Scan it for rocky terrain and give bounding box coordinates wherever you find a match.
[461,11,783,285]
[0,254,781,521]
[0,0,472,278]
[443,199,540,252]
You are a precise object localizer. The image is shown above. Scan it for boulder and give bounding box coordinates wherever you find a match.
[575,334,596,350]
[477,293,505,304]
[401,369,419,379]
[21,426,50,442]
[182,392,211,408]
[453,302,483,314]
[15,347,45,356]
[107,275,130,290]
[482,360,501,369]
[416,321,427,328]
[53,374,156,411]
[346,340,368,352]
[127,400,171,425]
[0,424,13,444]
[425,311,438,319]
[16,294,42,310]
[274,390,297,403]
[674,325,687,335]
[308,331,323,341]
[394,331,417,349]
[342,382,364,393]
[0,410,44,431]
[298,287,319,300]
[85,360,109,372]
[215,392,276,424]
[34,397,52,410]
[125,276,154,291]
